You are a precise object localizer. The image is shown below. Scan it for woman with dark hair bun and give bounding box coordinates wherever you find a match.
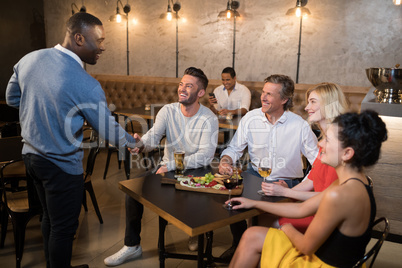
[227,110,387,268]
[333,110,387,170]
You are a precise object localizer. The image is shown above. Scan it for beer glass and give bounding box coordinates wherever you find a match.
[174,150,185,176]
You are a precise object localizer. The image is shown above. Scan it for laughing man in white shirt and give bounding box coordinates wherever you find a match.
[208,67,251,116]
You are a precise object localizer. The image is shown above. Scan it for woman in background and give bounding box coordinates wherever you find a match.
[229,110,387,267]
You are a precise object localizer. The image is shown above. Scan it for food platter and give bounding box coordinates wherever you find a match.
[170,173,243,196]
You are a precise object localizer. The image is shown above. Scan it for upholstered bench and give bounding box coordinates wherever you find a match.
[92,74,369,118]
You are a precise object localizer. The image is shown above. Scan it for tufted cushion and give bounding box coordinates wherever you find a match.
[93,74,369,120]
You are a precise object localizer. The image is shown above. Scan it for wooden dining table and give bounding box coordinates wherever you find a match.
[118,166,287,267]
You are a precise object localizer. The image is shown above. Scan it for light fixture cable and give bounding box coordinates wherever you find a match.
[286,0,310,83]
[218,1,240,69]
[109,0,131,75]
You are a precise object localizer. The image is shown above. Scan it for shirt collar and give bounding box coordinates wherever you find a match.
[54,44,84,68]
[259,109,289,125]
[223,82,237,91]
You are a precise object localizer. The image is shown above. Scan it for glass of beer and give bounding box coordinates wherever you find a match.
[258,158,272,195]
[174,150,185,176]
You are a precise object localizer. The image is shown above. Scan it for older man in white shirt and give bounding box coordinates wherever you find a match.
[217,74,318,262]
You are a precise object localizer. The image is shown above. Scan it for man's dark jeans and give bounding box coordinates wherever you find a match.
[24,154,84,268]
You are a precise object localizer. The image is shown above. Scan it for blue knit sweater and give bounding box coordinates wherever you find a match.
[6,48,135,175]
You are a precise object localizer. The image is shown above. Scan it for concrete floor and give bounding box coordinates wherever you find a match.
[1,150,402,267]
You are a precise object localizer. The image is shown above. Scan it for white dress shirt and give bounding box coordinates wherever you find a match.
[213,82,251,111]
[221,109,319,181]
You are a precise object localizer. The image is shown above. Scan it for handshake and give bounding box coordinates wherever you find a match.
[128,133,145,155]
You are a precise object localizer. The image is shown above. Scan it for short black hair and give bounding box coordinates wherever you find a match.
[184,67,209,90]
[222,67,236,78]
[66,12,102,35]
[333,110,387,171]
[264,74,295,110]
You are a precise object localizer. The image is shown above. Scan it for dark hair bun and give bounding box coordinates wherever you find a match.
[359,110,388,143]
[333,110,387,170]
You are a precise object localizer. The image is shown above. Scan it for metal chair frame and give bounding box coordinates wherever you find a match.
[353,217,390,268]
[0,136,42,268]
[82,129,103,224]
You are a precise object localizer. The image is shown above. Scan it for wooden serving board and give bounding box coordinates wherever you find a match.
[175,183,243,196]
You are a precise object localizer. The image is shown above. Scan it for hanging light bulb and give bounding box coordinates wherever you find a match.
[227,9,231,19]
[116,13,122,23]
[167,11,172,21]
[166,1,173,21]
[295,7,301,17]
[393,0,401,5]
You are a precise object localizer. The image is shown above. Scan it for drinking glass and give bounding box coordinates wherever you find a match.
[174,150,185,176]
[223,176,238,210]
[257,159,272,195]
[232,160,243,185]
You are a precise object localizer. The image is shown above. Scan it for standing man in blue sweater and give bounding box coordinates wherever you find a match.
[6,13,137,268]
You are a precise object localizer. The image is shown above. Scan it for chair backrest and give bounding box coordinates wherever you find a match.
[0,136,23,163]
[1,136,41,212]
[1,136,25,193]
[353,217,390,268]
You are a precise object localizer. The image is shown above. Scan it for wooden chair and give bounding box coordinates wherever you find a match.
[0,136,42,268]
[353,217,390,268]
[82,129,103,224]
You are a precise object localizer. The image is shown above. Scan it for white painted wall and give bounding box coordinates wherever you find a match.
[43,0,402,87]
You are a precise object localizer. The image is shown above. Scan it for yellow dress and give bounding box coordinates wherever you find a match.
[260,228,337,268]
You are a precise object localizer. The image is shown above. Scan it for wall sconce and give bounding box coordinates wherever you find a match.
[218,0,240,19]
[109,0,131,23]
[286,0,311,83]
[393,0,401,5]
[161,0,181,21]
[218,0,240,69]
[109,0,131,75]
[286,0,311,19]
[71,2,86,15]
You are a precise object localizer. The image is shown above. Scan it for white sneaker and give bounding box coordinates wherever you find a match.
[104,245,142,266]
[188,236,198,251]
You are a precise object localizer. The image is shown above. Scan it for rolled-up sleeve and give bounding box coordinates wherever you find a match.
[221,115,249,163]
